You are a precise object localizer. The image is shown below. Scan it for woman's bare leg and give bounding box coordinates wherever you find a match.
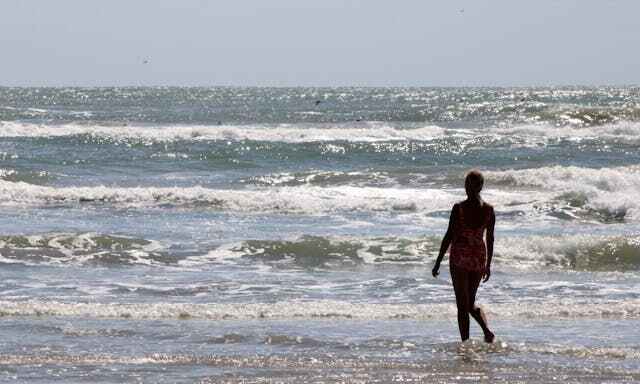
[467,271,494,343]
[450,265,471,341]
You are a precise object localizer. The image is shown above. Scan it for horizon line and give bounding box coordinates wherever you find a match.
[1,83,639,89]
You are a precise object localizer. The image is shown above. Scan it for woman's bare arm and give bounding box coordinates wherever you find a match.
[432,205,458,277]
[483,206,495,282]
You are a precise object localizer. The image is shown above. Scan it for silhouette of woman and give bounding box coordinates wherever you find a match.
[432,170,495,342]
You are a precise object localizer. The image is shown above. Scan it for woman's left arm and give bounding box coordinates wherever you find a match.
[483,206,496,282]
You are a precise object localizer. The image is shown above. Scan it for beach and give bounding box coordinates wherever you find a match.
[0,86,639,383]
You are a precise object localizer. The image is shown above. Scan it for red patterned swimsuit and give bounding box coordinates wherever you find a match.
[450,203,489,273]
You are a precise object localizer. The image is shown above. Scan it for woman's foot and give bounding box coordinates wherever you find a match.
[484,331,495,343]
[470,306,494,343]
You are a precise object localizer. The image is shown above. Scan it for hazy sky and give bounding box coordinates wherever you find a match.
[1,0,639,87]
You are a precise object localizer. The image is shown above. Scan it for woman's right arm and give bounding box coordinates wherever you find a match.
[432,204,457,277]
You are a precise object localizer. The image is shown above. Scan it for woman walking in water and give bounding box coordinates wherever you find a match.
[432,170,495,342]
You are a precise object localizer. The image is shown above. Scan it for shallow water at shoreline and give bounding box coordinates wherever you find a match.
[1,318,639,383]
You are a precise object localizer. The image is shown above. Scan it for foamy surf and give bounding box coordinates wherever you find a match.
[2,298,640,320]
[0,233,166,266]
[486,165,640,221]
[189,233,640,271]
[0,180,460,212]
[3,120,640,143]
[0,342,638,367]
[0,121,447,142]
[0,176,634,224]
[2,232,638,271]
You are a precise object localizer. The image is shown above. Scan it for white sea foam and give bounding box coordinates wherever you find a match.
[0,121,446,142]
[181,233,640,271]
[1,298,639,320]
[2,120,640,143]
[493,234,640,271]
[0,180,469,213]
[2,230,636,271]
[0,344,638,369]
[486,165,640,220]
[486,121,640,142]
[0,232,165,266]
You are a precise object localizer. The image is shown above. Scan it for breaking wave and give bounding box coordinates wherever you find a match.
[0,180,459,213]
[0,168,52,184]
[3,121,640,144]
[2,232,638,272]
[0,121,446,143]
[486,120,640,142]
[0,233,167,266]
[186,234,640,272]
[495,234,640,271]
[2,298,640,320]
[193,235,433,268]
[486,165,640,221]
[240,170,393,187]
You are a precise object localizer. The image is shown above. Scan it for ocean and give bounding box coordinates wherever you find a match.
[0,86,639,383]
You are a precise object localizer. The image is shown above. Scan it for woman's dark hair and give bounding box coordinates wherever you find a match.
[465,170,484,197]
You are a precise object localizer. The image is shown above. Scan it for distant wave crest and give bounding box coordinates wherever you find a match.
[2,121,640,144]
